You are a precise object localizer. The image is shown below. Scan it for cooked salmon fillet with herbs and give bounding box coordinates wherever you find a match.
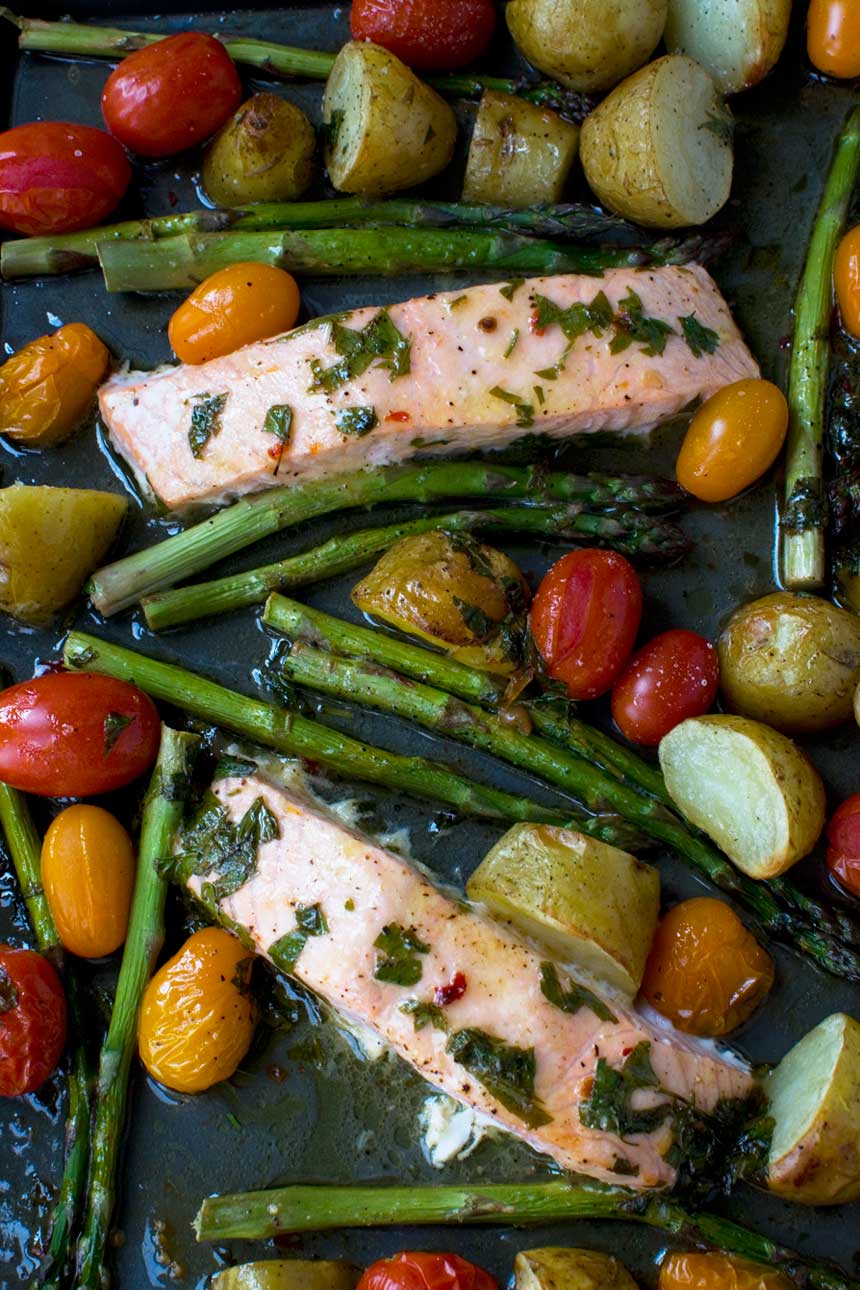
[101,266,759,510]
[179,770,757,1189]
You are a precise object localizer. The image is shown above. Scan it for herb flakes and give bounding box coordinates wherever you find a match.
[270,902,329,973]
[103,711,133,757]
[0,965,18,1015]
[680,314,720,358]
[499,279,525,302]
[310,309,412,393]
[539,961,617,1024]
[188,392,228,459]
[400,998,449,1032]
[174,792,280,905]
[610,289,675,357]
[446,1027,551,1127]
[579,1041,671,1138]
[336,406,379,437]
[488,386,534,428]
[373,923,430,987]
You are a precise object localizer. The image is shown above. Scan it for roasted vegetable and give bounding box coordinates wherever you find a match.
[41,806,135,960]
[0,484,126,626]
[664,0,791,95]
[766,1012,860,1205]
[168,262,301,364]
[201,93,316,206]
[718,592,860,733]
[834,225,860,338]
[505,0,667,92]
[675,379,789,504]
[463,92,579,207]
[659,1253,791,1290]
[351,530,529,675]
[807,0,860,79]
[580,55,733,228]
[212,1261,361,1290]
[322,42,457,195]
[0,945,67,1096]
[466,822,660,997]
[0,322,109,447]
[515,1248,639,1290]
[658,715,826,879]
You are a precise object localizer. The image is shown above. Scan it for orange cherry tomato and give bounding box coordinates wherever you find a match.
[139,928,255,1093]
[807,0,860,79]
[659,1253,792,1290]
[0,323,110,447]
[676,379,788,503]
[42,805,135,959]
[168,262,301,364]
[835,225,860,338]
[641,897,774,1037]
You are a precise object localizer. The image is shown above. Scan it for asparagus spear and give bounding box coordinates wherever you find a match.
[76,728,199,1289]
[142,505,689,632]
[192,1181,859,1290]
[0,783,93,1290]
[61,631,643,850]
[781,105,860,590]
[89,463,684,616]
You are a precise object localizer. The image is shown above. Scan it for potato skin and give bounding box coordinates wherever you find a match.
[323,42,456,195]
[515,1247,639,1290]
[506,0,667,92]
[201,93,315,206]
[719,592,860,733]
[665,0,791,95]
[463,91,580,207]
[211,1261,360,1290]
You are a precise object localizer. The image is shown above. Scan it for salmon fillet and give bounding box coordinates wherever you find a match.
[183,772,756,1189]
[102,266,759,510]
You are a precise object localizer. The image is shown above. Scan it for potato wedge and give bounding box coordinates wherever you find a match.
[658,715,826,879]
[506,0,667,93]
[579,55,733,228]
[665,0,791,95]
[766,1013,860,1205]
[0,484,127,626]
[515,1247,639,1290]
[466,823,660,996]
[212,1261,360,1290]
[463,92,580,206]
[719,592,860,733]
[322,42,456,195]
[202,93,315,206]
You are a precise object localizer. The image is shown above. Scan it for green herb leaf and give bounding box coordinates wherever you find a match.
[701,111,734,144]
[269,902,329,973]
[503,329,520,358]
[188,392,228,458]
[539,961,617,1024]
[499,279,525,302]
[400,998,449,1032]
[0,965,18,1015]
[310,309,411,392]
[230,955,255,996]
[321,109,344,148]
[609,289,675,357]
[452,596,495,641]
[533,290,614,344]
[336,406,379,437]
[213,755,258,781]
[579,1041,670,1138]
[373,923,430,987]
[174,792,280,903]
[446,1027,551,1127]
[103,711,133,757]
[449,294,468,310]
[680,314,720,358]
[488,386,534,428]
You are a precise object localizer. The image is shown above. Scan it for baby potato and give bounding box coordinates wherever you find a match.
[659,715,826,879]
[719,592,860,733]
[506,0,667,92]
[211,1261,360,1290]
[515,1248,639,1290]
[766,1013,860,1206]
[463,91,580,207]
[201,93,316,206]
[322,42,456,195]
[665,0,791,95]
[0,484,127,626]
[580,55,734,228]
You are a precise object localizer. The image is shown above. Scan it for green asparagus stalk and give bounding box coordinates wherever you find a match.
[192,1180,859,1290]
[88,463,684,616]
[76,728,199,1289]
[277,640,860,981]
[0,783,93,1290]
[781,105,860,590]
[142,505,689,632]
[61,631,643,850]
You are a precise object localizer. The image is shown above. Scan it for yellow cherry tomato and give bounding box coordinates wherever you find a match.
[659,1253,792,1290]
[139,928,255,1093]
[41,805,135,959]
[835,225,860,337]
[807,0,860,79]
[0,322,110,447]
[168,262,301,364]
[676,379,789,503]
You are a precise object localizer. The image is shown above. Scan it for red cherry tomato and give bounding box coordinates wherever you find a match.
[611,629,719,746]
[358,1252,498,1290]
[102,32,242,158]
[827,793,860,896]
[529,549,643,700]
[350,0,496,71]
[0,122,131,236]
[0,672,160,797]
[0,946,67,1097]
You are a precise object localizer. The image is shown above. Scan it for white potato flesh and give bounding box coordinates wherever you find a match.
[665,0,791,95]
[658,715,826,879]
[766,1013,860,1205]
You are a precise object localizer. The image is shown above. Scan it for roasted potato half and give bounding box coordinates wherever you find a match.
[516,1247,639,1290]
[466,822,660,996]
[506,0,667,92]
[211,1261,361,1290]
[579,54,733,228]
[201,93,316,206]
[463,91,580,207]
[665,0,791,95]
[718,592,860,733]
[0,484,127,626]
[322,42,457,195]
[658,715,826,879]
[766,1013,860,1206]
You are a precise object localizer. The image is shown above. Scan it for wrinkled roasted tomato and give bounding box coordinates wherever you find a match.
[0,121,130,236]
[0,323,110,447]
[0,946,67,1097]
[358,1252,499,1290]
